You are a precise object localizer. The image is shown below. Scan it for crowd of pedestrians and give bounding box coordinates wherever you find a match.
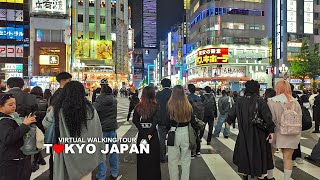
[0,74,320,180]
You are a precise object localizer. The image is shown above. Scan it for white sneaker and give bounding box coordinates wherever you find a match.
[295,158,304,164]
[196,152,201,157]
[293,161,297,167]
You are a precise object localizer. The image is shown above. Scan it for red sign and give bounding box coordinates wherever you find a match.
[196,48,229,66]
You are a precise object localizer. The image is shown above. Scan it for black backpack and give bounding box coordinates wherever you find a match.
[189,96,204,121]
[202,95,216,116]
[301,105,312,131]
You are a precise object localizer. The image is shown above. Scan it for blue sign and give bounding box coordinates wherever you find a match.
[0,27,24,40]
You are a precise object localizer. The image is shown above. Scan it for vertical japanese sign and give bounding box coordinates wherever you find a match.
[304,0,313,34]
[287,0,297,33]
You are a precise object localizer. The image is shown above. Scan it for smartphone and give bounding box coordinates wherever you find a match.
[31,111,37,116]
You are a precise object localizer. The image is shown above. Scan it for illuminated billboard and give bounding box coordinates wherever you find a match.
[0,0,23,3]
[196,48,229,66]
[39,55,59,65]
[0,9,24,21]
[32,0,67,14]
[0,27,24,40]
[74,40,113,65]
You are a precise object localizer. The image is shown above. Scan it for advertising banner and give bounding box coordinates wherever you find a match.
[219,66,246,78]
[132,51,144,81]
[0,45,23,57]
[32,0,67,14]
[0,27,24,40]
[196,48,229,66]
[74,39,113,65]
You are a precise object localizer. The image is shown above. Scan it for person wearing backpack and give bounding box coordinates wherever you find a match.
[213,90,231,138]
[200,86,217,145]
[267,80,302,180]
[0,93,37,180]
[187,84,204,158]
[30,86,48,170]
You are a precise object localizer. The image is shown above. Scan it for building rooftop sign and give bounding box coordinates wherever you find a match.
[32,0,67,14]
[196,48,229,66]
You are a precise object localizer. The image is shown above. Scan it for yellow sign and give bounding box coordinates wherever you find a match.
[39,55,59,65]
[196,48,229,66]
[75,40,112,60]
[0,0,23,3]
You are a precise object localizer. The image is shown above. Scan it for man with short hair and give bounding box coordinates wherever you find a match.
[188,84,204,158]
[213,90,231,138]
[156,78,172,163]
[200,86,217,145]
[49,72,72,106]
[0,79,6,93]
[48,72,72,180]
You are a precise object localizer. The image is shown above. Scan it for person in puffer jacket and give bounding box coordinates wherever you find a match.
[93,81,121,180]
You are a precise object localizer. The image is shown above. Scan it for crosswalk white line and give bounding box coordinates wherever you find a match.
[213,127,320,179]
[202,154,242,180]
[30,155,50,180]
[205,126,292,180]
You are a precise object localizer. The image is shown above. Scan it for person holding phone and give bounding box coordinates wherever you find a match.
[226,80,276,180]
[0,93,37,180]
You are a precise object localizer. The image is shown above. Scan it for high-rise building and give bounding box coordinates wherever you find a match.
[142,0,156,48]
[186,0,272,90]
[0,0,29,79]
[70,0,129,88]
[272,0,319,87]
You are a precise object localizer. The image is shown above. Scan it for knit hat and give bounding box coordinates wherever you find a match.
[244,80,260,94]
[100,78,108,85]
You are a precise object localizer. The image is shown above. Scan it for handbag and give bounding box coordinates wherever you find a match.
[194,116,206,130]
[167,123,178,146]
[301,105,312,131]
[251,101,268,132]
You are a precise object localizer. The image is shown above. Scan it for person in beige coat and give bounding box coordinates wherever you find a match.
[267,80,302,180]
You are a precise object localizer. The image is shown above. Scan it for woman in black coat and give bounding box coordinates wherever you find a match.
[132,86,161,180]
[0,93,36,180]
[227,80,276,180]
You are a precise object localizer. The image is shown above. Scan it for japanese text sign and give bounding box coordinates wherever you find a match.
[196,48,229,66]
[32,0,66,14]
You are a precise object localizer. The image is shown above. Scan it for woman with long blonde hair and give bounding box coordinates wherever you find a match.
[167,85,195,180]
[267,80,302,180]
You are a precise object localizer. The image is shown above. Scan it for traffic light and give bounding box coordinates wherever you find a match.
[270,67,274,74]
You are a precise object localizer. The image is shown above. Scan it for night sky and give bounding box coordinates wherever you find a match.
[129,0,184,49]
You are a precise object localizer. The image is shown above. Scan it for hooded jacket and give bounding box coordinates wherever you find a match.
[93,93,118,131]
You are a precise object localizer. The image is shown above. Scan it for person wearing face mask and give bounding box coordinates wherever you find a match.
[0,93,37,180]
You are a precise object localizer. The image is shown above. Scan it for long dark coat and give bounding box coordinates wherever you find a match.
[227,95,276,177]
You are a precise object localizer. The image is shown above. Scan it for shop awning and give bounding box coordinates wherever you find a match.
[188,77,251,82]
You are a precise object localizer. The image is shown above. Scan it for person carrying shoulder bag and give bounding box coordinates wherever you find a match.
[167,85,198,180]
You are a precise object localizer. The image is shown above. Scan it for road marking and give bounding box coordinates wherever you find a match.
[206,126,292,180]
[202,154,241,180]
[30,155,50,180]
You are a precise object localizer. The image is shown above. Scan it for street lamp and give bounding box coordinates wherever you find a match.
[279,64,289,73]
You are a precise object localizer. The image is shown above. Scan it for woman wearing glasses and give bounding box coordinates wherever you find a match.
[0,93,37,180]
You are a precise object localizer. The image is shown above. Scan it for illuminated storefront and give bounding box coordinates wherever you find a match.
[186,45,271,91]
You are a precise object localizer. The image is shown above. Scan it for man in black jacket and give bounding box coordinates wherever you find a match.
[48,72,71,180]
[93,82,121,180]
[156,78,172,163]
[200,86,217,145]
